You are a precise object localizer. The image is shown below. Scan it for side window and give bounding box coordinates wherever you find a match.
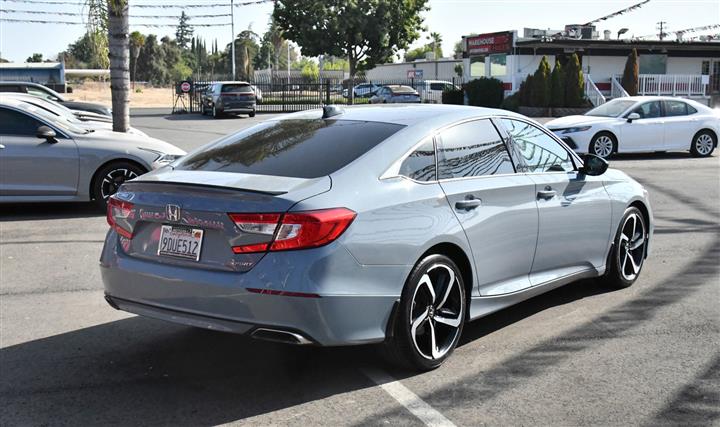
[26,86,53,100]
[430,83,444,91]
[631,101,662,119]
[500,119,574,173]
[664,101,688,117]
[436,119,515,179]
[0,85,24,93]
[687,104,698,114]
[399,139,436,181]
[0,107,43,136]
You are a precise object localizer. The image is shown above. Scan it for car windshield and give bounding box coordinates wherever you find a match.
[221,84,253,93]
[19,102,89,134]
[585,99,637,117]
[175,119,405,178]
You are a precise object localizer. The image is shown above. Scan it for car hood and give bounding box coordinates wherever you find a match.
[79,129,186,155]
[546,115,620,129]
[63,100,111,116]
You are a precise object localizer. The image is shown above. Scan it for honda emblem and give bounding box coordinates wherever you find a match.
[166,204,181,222]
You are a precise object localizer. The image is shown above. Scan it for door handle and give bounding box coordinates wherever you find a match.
[455,198,482,211]
[537,190,556,200]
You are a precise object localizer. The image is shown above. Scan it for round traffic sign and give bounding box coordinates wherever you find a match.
[180,81,191,92]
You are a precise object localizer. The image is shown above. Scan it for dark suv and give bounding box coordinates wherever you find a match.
[201,82,257,118]
[0,81,111,116]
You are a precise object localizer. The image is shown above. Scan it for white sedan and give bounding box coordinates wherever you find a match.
[546,96,719,158]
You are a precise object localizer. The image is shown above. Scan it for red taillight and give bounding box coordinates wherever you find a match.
[228,208,356,254]
[106,196,135,239]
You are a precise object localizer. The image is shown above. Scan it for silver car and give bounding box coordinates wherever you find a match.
[101,105,653,370]
[370,85,422,104]
[0,97,185,208]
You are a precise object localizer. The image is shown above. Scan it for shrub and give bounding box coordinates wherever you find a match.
[500,92,520,112]
[531,56,551,107]
[519,74,534,106]
[442,88,464,105]
[550,59,565,107]
[621,48,639,96]
[464,77,504,108]
[564,53,585,107]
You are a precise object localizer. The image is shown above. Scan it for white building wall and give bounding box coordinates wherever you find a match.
[667,57,704,75]
[365,60,462,81]
[582,56,626,83]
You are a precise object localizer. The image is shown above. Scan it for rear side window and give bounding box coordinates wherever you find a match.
[176,119,405,179]
[0,85,24,93]
[221,84,253,93]
[399,139,436,181]
[430,83,445,91]
[0,107,42,136]
[664,101,688,117]
[436,119,515,179]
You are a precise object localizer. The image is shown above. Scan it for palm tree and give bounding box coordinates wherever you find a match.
[129,31,145,90]
[430,32,443,59]
[87,0,130,133]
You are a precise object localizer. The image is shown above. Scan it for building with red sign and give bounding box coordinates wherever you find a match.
[461,30,720,105]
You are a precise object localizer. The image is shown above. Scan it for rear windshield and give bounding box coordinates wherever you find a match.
[221,84,253,93]
[391,86,417,94]
[175,119,405,178]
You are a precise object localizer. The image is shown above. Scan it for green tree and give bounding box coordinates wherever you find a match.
[454,63,463,77]
[621,48,639,96]
[429,31,443,59]
[550,58,565,107]
[531,56,551,108]
[231,29,259,80]
[26,53,43,62]
[273,0,428,103]
[175,11,194,49]
[404,45,432,62]
[136,34,167,84]
[564,53,585,107]
[453,39,464,59]
[129,31,145,86]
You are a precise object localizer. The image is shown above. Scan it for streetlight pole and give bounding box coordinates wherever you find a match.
[287,41,290,85]
[231,0,236,79]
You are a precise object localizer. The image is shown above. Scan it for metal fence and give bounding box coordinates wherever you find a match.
[172,76,464,114]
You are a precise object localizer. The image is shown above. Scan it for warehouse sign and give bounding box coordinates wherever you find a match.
[406,69,424,79]
[465,31,514,55]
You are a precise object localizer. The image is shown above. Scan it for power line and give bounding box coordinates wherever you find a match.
[0,17,231,27]
[1,8,231,18]
[1,0,272,8]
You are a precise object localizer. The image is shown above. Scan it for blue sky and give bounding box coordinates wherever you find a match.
[0,0,717,63]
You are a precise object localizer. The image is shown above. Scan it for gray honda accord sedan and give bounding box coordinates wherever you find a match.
[101,104,653,370]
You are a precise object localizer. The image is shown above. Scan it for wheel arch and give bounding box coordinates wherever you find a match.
[418,242,474,317]
[89,158,148,201]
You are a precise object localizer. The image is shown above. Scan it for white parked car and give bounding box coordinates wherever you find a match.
[545,96,719,158]
[416,80,460,104]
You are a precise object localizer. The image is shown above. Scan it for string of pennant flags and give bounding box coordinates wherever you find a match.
[1,8,232,18]
[636,23,720,39]
[1,0,272,7]
[582,0,651,26]
[0,17,232,27]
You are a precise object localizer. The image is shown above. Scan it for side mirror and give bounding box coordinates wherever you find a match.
[36,125,57,142]
[626,112,640,123]
[580,154,608,176]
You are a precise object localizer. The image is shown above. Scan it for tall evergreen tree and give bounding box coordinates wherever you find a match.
[550,58,565,107]
[564,53,585,107]
[175,11,194,49]
[531,56,551,107]
[621,48,639,96]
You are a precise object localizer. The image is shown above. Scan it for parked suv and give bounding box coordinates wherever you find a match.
[201,82,257,118]
[416,80,460,104]
[0,81,111,116]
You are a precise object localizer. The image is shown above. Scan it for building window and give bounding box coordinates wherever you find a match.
[639,54,667,74]
[470,55,486,77]
[702,61,710,75]
[489,54,507,77]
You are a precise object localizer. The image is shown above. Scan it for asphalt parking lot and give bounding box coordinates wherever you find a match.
[1,110,718,426]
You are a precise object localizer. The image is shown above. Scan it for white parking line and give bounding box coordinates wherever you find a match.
[362,368,456,427]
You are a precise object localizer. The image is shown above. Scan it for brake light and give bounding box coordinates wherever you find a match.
[106,196,135,239]
[228,208,356,254]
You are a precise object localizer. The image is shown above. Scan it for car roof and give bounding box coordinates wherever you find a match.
[275,104,524,126]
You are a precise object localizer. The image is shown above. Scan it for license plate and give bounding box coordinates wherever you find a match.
[158,225,204,261]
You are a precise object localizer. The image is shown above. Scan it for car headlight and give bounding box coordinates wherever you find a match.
[562,126,592,134]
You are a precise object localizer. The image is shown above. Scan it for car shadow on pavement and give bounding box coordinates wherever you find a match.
[0,202,103,222]
[0,277,622,425]
[609,152,713,161]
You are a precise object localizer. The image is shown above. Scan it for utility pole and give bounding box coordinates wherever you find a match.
[287,41,290,85]
[657,21,667,41]
[231,0,236,79]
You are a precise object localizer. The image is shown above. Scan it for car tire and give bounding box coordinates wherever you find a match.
[249,111,256,118]
[600,206,648,289]
[384,254,466,371]
[212,105,221,119]
[589,132,616,159]
[690,130,716,157]
[92,161,146,210]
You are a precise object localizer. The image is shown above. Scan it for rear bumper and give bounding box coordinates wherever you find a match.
[219,102,256,113]
[100,232,406,346]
